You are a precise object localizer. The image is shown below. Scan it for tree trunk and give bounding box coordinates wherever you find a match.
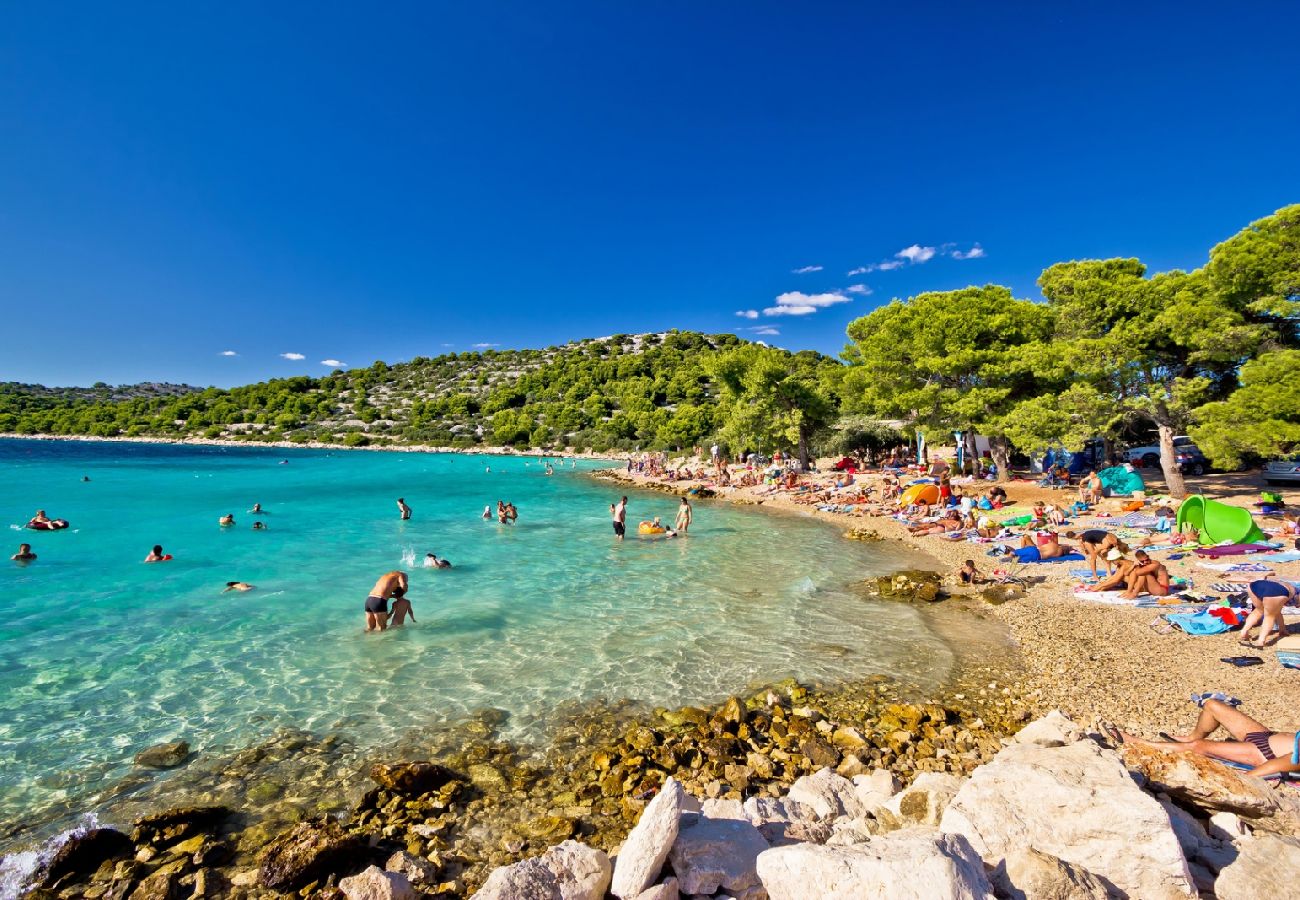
[1157,422,1188,499]
[989,435,1013,483]
[797,426,811,472]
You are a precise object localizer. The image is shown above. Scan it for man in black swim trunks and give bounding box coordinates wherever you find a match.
[611,496,627,540]
[365,570,408,632]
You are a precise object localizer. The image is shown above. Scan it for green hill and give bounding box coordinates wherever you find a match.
[0,332,828,452]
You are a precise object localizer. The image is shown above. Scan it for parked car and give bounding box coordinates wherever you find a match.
[1265,457,1300,485]
[1125,436,1209,474]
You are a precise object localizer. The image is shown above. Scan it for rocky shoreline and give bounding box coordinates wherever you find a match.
[15,671,1033,899]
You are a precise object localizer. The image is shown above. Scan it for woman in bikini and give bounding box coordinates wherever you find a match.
[1109,700,1300,779]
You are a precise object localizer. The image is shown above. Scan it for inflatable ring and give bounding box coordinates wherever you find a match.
[638,524,667,535]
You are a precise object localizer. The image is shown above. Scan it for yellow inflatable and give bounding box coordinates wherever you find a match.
[638,522,667,535]
[899,483,940,506]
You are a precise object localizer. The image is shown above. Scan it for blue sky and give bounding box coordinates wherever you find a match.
[2,2,1297,387]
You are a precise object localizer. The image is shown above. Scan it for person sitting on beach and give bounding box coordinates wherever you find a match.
[144,545,170,562]
[1044,504,1066,526]
[11,543,36,563]
[1079,471,1103,505]
[1067,529,1126,578]
[397,498,412,520]
[364,570,408,632]
[1236,576,1297,648]
[219,514,235,527]
[958,560,985,585]
[424,553,452,569]
[249,502,265,514]
[222,581,255,592]
[1106,700,1300,778]
[675,497,693,534]
[1122,550,1170,599]
[1087,549,1137,591]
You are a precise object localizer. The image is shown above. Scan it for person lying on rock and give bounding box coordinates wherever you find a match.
[1108,700,1300,778]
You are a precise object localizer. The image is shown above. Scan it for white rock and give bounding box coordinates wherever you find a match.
[1214,832,1300,900]
[668,814,768,896]
[630,877,679,900]
[851,769,900,813]
[825,818,878,846]
[1011,710,1083,748]
[338,865,416,900]
[991,847,1108,900]
[384,850,437,885]
[786,768,865,821]
[940,736,1196,898]
[743,797,817,825]
[743,796,831,846]
[1207,811,1249,843]
[476,841,612,900]
[701,798,747,821]
[756,827,992,899]
[611,777,686,898]
[1156,796,1212,860]
[876,773,965,830]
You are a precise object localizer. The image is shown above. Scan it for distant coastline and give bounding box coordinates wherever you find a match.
[0,432,624,460]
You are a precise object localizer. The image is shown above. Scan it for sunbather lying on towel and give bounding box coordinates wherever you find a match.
[1106,700,1300,778]
[1002,532,1072,562]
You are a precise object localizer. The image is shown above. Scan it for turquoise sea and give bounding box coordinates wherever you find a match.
[0,439,944,858]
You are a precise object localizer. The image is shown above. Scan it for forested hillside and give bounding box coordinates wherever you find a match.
[0,332,831,452]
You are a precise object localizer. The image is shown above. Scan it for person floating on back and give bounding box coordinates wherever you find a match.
[397,498,412,520]
[365,570,409,631]
[223,581,255,592]
[12,543,36,563]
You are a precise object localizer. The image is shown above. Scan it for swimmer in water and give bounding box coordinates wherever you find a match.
[249,502,264,514]
[82,476,91,482]
[252,521,266,531]
[144,545,168,562]
[27,510,51,528]
[219,514,235,527]
[397,497,412,520]
[364,570,408,631]
[482,505,492,520]
[545,464,554,476]
[506,502,518,523]
[223,581,255,592]
[425,553,452,569]
[12,543,36,562]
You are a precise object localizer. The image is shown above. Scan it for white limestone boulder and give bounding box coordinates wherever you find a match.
[786,768,865,821]
[477,841,612,900]
[611,778,686,898]
[668,814,768,896]
[338,866,416,900]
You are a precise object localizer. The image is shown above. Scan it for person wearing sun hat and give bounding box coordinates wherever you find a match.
[1085,546,1139,593]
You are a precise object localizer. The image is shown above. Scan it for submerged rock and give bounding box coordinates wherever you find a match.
[257,817,368,891]
[369,761,458,797]
[134,741,191,769]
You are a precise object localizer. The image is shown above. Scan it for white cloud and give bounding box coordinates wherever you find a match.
[736,310,759,319]
[849,260,904,275]
[762,290,852,317]
[845,284,872,295]
[219,350,237,357]
[280,352,306,361]
[752,326,781,336]
[895,244,937,264]
[847,266,869,276]
[950,243,985,260]
[791,265,823,274]
[320,359,346,367]
[440,342,455,347]
[472,342,500,349]
[877,259,904,271]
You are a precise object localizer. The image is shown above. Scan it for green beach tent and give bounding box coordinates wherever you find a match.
[1175,495,1268,545]
[1096,465,1145,497]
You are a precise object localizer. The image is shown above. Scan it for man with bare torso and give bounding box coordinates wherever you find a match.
[365,570,409,632]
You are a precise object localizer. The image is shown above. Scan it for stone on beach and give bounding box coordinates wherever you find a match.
[1118,742,1281,818]
[756,828,993,899]
[939,727,1197,898]
[742,796,831,846]
[610,777,686,898]
[630,877,679,900]
[369,761,458,797]
[850,769,900,814]
[873,772,964,830]
[339,864,416,900]
[668,814,768,896]
[256,817,368,891]
[39,827,134,889]
[384,850,439,885]
[786,768,865,820]
[1212,831,1300,900]
[990,847,1108,900]
[476,840,611,900]
[133,740,190,768]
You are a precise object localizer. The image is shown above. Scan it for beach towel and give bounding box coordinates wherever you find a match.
[1116,514,1160,528]
[1195,543,1277,557]
[1069,568,1099,581]
[1164,611,1232,635]
[1197,562,1273,573]
[1074,588,1142,605]
[1134,599,1206,611]
[1263,551,1300,563]
[1278,650,1300,670]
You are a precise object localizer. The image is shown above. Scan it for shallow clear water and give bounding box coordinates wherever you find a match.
[0,439,941,843]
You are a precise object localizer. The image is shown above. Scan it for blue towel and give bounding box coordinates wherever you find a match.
[1164,611,1231,635]
[1035,552,1086,563]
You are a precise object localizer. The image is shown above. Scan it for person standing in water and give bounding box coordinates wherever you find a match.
[397,498,412,520]
[611,496,628,540]
[11,543,36,563]
[364,570,408,631]
[675,497,693,534]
